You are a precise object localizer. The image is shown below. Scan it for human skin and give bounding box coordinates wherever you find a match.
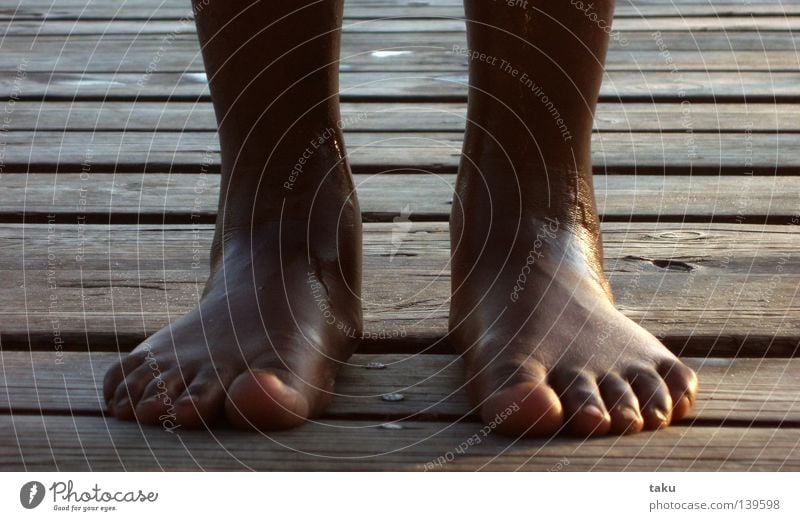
[449,0,697,436]
[104,0,362,430]
[103,0,698,436]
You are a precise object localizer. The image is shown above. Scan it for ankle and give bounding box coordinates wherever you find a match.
[216,143,357,226]
[456,159,599,229]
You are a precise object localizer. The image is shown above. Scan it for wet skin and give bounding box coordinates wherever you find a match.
[103,215,361,430]
[449,0,698,437]
[449,199,698,437]
[103,0,362,430]
[103,0,698,435]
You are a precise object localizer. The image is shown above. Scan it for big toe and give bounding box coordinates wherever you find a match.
[481,381,564,437]
[224,370,311,430]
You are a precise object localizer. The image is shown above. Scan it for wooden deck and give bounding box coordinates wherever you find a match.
[2,0,800,471]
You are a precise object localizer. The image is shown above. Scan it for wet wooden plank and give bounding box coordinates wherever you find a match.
[0,130,793,174]
[3,71,796,103]
[1,414,798,470]
[3,0,798,20]
[2,173,799,224]
[5,102,798,132]
[2,15,799,33]
[3,351,800,426]
[3,0,800,21]
[314,17,800,33]
[1,222,799,356]
[5,29,800,54]
[2,33,799,72]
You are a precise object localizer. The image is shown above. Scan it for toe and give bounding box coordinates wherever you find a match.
[225,370,311,430]
[481,382,563,437]
[111,364,156,420]
[598,372,644,435]
[551,369,612,437]
[173,368,235,429]
[103,353,145,406]
[135,369,190,424]
[627,367,673,430]
[657,359,698,421]
[478,359,563,437]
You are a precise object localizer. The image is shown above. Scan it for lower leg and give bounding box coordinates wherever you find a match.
[104,0,361,430]
[451,0,698,437]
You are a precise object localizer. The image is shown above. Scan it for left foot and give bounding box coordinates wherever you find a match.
[449,175,698,438]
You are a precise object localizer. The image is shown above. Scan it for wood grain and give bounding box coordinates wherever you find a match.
[3,351,800,426]
[2,173,799,224]
[2,414,798,470]
[2,15,800,34]
[5,102,798,132]
[3,0,799,21]
[2,32,799,72]
[3,71,798,103]
[0,130,794,174]
[1,222,799,356]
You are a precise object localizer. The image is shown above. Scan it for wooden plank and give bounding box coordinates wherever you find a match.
[3,71,796,103]
[1,222,799,356]
[0,130,793,174]
[5,29,800,53]
[3,0,799,21]
[1,33,799,72]
[4,102,799,133]
[349,17,800,33]
[1,415,798,470]
[3,15,800,33]
[3,351,800,426]
[6,23,800,55]
[321,17,800,33]
[2,173,799,224]
[4,0,800,21]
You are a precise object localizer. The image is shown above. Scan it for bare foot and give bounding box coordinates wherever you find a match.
[449,0,699,438]
[103,210,362,431]
[450,203,698,437]
[104,0,364,431]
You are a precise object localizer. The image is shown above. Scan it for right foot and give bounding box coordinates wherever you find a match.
[103,181,362,431]
[126,0,364,431]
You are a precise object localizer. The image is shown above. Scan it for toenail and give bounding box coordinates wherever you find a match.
[674,394,692,412]
[582,404,606,420]
[138,395,157,406]
[618,406,639,423]
[177,394,197,405]
[116,397,130,410]
[651,408,668,426]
